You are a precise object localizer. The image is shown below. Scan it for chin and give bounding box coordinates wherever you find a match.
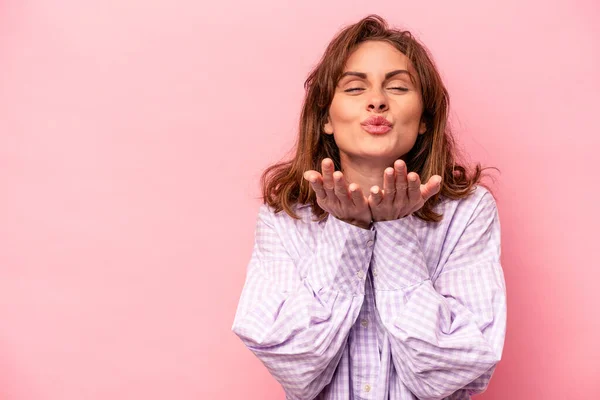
[339,137,411,161]
[355,148,400,161]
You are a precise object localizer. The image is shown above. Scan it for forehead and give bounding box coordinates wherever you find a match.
[344,40,416,76]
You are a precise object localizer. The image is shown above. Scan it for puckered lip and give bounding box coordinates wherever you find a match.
[360,115,392,126]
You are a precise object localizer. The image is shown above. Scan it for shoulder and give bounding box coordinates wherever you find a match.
[258,202,314,221]
[456,185,498,223]
[435,185,497,220]
[434,185,498,231]
[455,185,496,213]
[256,202,319,233]
[255,202,320,260]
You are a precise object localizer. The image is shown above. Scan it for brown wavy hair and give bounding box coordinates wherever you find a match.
[260,14,497,223]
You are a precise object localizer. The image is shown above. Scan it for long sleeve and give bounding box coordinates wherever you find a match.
[232,205,376,400]
[371,190,507,400]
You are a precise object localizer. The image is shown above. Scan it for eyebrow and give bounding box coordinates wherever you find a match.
[339,69,413,81]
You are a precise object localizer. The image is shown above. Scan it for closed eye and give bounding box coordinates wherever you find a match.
[344,87,409,93]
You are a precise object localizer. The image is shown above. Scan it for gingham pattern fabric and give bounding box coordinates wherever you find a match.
[232,185,506,400]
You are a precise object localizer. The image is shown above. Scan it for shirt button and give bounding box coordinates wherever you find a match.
[364,384,371,392]
[366,240,374,247]
[357,270,365,279]
[361,319,368,327]
[372,268,378,277]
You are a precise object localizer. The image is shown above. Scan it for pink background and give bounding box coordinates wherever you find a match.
[1,0,599,399]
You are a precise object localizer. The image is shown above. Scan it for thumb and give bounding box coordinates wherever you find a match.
[421,176,442,200]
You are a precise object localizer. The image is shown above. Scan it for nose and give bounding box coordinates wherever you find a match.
[367,90,389,112]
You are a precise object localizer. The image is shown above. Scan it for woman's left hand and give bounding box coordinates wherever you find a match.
[368,159,442,222]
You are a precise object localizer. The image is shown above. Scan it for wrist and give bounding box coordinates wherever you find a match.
[341,218,371,230]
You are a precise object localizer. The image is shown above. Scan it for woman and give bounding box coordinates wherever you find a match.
[232,14,506,400]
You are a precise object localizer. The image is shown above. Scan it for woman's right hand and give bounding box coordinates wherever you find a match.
[303,158,372,229]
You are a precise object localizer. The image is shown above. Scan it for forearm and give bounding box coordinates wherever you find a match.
[371,207,506,399]
[233,209,376,399]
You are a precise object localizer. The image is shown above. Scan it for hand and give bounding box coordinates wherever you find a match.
[368,159,441,222]
[303,159,372,229]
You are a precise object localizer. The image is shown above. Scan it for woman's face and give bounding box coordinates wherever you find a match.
[324,40,426,165]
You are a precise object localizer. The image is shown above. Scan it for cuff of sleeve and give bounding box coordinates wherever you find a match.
[371,216,430,290]
[307,214,376,295]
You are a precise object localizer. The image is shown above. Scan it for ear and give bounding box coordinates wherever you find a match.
[418,120,427,135]
[323,115,334,135]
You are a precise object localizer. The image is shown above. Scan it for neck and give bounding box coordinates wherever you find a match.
[340,153,400,198]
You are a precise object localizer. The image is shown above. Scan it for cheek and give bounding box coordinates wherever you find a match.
[394,99,423,123]
[329,97,357,125]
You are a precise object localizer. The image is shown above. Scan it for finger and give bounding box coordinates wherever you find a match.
[303,171,327,200]
[349,183,365,206]
[407,173,421,204]
[420,175,442,201]
[321,159,336,199]
[394,160,409,199]
[333,171,352,206]
[382,167,396,204]
[369,186,383,207]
